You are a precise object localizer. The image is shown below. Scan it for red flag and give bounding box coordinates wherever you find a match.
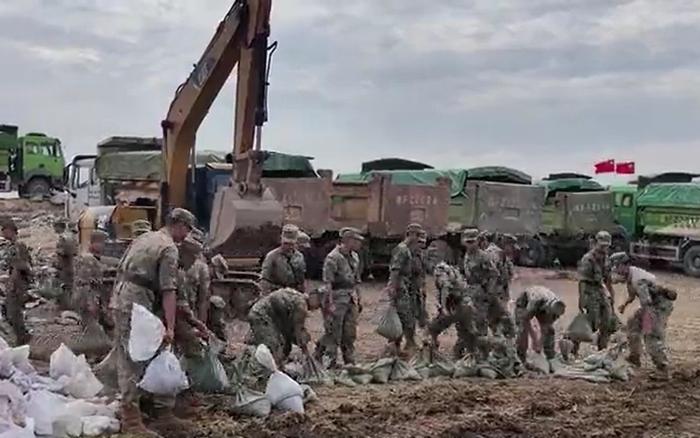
[616,161,635,174]
[594,159,615,174]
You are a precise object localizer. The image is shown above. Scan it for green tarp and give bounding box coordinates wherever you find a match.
[636,183,700,208]
[538,178,605,196]
[335,166,531,198]
[95,150,225,181]
[262,151,317,176]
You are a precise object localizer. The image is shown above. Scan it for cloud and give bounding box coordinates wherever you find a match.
[0,0,698,180]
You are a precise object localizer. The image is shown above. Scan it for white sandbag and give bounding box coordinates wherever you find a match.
[375,302,402,341]
[52,413,82,438]
[50,344,78,379]
[138,349,189,396]
[254,344,278,372]
[26,390,68,436]
[300,384,319,404]
[62,400,117,419]
[0,345,33,376]
[128,304,165,362]
[0,337,9,352]
[265,370,303,406]
[0,381,26,428]
[526,352,551,374]
[276,395,304,414]
[0,418,34,438]
[62,355,103,399]
[81,415,120,436]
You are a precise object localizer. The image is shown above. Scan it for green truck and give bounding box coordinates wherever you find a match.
[0,124,66,197]
[611,181,700,277]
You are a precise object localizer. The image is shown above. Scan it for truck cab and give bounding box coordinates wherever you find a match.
[64,155,101,221]
[0,124,65,197]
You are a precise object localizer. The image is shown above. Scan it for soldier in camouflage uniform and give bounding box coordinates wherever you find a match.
[315,227,363,367]
[1,220,32,345]
[428,261,478,359]
[111,208,195,437]
[386,223,423,355]
[487,234,517,335]
[54,218,78,309]
[259,224,306,294]
[514,286,566,363]
[612,253,676,380]
[175,236,211,358]
[72,230,112,331]
[575,230,616,353]
[208,254,229,340]
[412,230,429,329]
[246,287,322,366]
[463,229,515,357]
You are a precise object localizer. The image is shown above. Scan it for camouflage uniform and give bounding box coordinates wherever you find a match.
[428,262,478,359]
[260,247,305,293]
[72,252,105,327]
[624,267,675,372]
[207,254,228,340]
[112,228,180,412]
[246,288,310,366]
[55,228,78,309]
[464,245,515,341]
[514,286,565,361]
[577,249,615,350]
[2,239,32,345]
[411,234,429,328]
[316,244,361,365]
[486,242,514,335]
[388,241,416,345]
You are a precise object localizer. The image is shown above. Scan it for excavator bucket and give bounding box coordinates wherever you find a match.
[209,185,284,263]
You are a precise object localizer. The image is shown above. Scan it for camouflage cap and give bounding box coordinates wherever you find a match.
[189,228,206,244]
[609,252,630,266]
[595,230,612,246]
[297,232,312,248]
[281,224,300,244]
[168,208,196,228]
[461,228,479,242]
[180,235,203,253]
[406,223,424,234]
[340,227,364,241]
[210,254,228,279]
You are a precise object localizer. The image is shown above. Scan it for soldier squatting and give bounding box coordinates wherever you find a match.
[0,212,678,437]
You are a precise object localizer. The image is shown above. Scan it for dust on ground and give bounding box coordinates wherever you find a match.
[11,200,698,438]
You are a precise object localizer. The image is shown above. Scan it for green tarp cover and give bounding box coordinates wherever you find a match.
[96,150,225,181]
[538,178,605,196]
[336,169,469,198]
[465,166,532,185]
[636,183,700,208]
[263,151,316,175]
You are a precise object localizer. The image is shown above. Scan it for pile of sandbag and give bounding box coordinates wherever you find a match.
[552,340,631,383]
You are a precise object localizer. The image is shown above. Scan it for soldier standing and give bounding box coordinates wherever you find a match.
[72,230,112,332]
[412,230,429,329]
[54,218,78,309]
[513,286,566,364]
[316,227,363,367]
[259,224,306,294]
[386,223,423,356]
[111,208,195,437]
[486,234,517,334]
[1,220,32,345]
[428,261,478,359]
[575,230,616,353]
[463,228,515,357]
[246,288,322,366]
[612,253,675,380]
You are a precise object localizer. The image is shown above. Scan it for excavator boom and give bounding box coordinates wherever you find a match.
[161,0,283,260]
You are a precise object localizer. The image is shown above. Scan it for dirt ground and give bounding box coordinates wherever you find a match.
[10,199,699,438]
[190,267,700,438]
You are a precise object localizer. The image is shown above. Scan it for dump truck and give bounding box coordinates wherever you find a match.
[611,181,700,277]
[0,124,66,197]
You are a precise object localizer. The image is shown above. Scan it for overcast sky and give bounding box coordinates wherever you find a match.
[1,0,699,180]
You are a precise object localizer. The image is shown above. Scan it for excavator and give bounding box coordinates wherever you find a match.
[159,0,283,263]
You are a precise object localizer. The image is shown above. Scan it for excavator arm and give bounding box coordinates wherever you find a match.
[160,0,283,259]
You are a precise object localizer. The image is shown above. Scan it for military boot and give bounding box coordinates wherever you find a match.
[120,404,162,438]
[150,407,194,435]
[650,366,671,381]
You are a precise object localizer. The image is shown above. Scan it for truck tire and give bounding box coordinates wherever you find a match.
[518,238,545,267]
[683,246,700,277]
[24,177,51,199]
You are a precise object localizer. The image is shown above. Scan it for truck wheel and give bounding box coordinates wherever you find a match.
[24,177,51,199]
[518,238,545,267]
[683,246,700,277]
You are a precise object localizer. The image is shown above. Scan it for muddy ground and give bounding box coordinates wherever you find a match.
[9,200,700,438]
[196,268,700,438]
